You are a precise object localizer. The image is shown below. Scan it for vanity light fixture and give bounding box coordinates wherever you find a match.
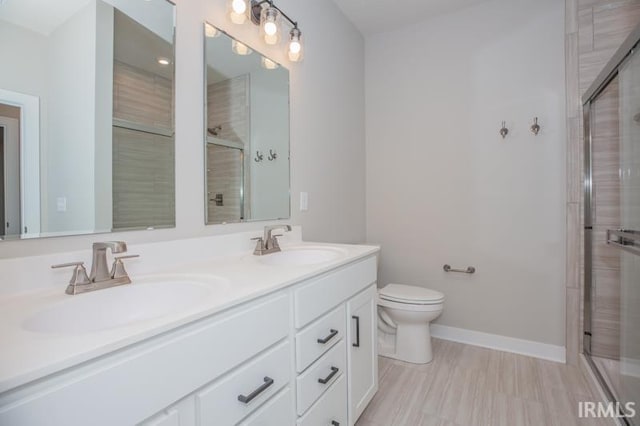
[227,0,303,62]
[261,56,279,69]
[157,57,171,66]
[232,39,252,56]
[260,6,280,45]
[288,27,303,62]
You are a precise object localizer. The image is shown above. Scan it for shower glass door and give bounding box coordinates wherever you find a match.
[584,28,640,424]
[619,46,640,415]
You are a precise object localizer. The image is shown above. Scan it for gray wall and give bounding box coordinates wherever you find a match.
[365,0,567,346]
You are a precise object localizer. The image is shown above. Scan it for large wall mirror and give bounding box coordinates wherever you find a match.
[204,23,290,224]
[0,0,175,240]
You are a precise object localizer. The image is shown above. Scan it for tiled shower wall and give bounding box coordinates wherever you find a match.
[206,75,250,223]
[590,79,621,359]
[565,0,640,365]
[112,61,175,230]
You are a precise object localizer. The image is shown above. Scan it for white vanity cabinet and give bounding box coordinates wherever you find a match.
[347,285,378,424]
[0,252,378,426]
[293,256,378,425]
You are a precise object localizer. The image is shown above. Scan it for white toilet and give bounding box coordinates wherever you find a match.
[377,283,444,364]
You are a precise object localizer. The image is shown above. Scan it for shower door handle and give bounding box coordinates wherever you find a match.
[606,229,640,256]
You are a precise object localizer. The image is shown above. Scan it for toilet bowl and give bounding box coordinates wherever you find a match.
[377,284,444,364]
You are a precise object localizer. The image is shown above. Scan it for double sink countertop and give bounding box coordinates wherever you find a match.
[0,237,379,394]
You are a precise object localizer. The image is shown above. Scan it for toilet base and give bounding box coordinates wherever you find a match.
[377,323,434,364]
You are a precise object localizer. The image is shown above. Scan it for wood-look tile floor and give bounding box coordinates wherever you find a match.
[357,339,613,426]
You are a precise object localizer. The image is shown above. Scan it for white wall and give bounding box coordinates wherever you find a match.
[45,1,97,233]
[365,0,566,346]
[250,68,290,219]
[0,0,366,257]
[94,1,114,232]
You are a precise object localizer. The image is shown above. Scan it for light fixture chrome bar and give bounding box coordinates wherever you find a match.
[251,0,298,28]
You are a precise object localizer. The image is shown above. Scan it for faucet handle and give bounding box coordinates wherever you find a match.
[52,262,91,294]
[110,255,138,281]
[114,254,140,261]
[52,261,85,269]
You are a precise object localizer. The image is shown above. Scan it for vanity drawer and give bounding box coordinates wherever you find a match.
[239,387,294,425]
[297,374,347,426]
[294,256,376,328]
[197,340,291,426]
[296,305,345,372]
[296,339,346,415]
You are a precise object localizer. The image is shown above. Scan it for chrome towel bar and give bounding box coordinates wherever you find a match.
[443,264,476,274]
[606,229,640,257]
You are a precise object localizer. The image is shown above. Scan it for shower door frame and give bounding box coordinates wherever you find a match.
[582,22,640,423]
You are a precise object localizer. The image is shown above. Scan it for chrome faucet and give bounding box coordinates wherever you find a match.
[90,241,127,282]
[252,225,292,255]
[52,241,139,295]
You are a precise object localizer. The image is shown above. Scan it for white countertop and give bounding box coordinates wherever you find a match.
[0,239,379,394]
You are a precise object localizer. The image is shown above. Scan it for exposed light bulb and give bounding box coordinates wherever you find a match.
[264,21,277,36]
[229,0,247,24]
[231,0,246,14]
[289,41,301,54]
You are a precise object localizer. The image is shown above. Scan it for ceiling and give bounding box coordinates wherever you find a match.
[114,10,173,80]
[331,0,489,35]
[0,0,91,35]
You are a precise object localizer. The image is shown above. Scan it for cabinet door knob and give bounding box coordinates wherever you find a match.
[317,329,338,344]
[317,366,339,384]
[352,315,360,347]
[237,376,274,404]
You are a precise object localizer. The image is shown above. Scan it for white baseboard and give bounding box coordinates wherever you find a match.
[430,324,566,363]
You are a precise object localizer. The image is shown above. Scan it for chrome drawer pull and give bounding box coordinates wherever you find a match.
[318,366,339,384]
[317,329,338,344]
[237,376,274,404]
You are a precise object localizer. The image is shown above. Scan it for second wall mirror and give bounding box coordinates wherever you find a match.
[204,23,290,224]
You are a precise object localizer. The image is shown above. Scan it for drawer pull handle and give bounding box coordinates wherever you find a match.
[317,329,339,344]
[331,422,340,426]
[318,366,339,384]
[237,376,274,404]
[352,315,360,347]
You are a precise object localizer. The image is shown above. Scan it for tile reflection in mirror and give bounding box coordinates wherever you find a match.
[204,23,290,224]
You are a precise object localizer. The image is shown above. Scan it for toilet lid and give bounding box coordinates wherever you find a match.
[379,284,444,304]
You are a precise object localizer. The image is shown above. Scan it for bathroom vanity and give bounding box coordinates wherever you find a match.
[0,230,379,425]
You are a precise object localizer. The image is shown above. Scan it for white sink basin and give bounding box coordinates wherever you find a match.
[257,246,347,266]
[22,275,229,334]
